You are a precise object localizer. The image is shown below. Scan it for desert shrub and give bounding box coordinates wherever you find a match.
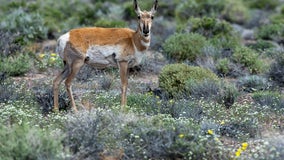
[122,114,229,159]
[232,46,266,74]
[175,0,226,22]
[209,34,241,51]
[247,40,277,51]
[184,17,233,38]
[34,86,70,114]
[202,102,260,140]
[0,78,21,103]
[218,82,239,108]
[0,54,31,76]
[237,75,271,93]
[216,58,231,76]
[159,64,218,97]
[0,100,40,126]
[268,51,284,86]
[0,124,65,160]
[0,8,48,42]
[187,80,239,108]
[252,91,284,111]
[0,30,22,57]
[256,23,284,42]
[246,0,280,10]
[221,0,250,24]
[94,19,127,28]
[163,33,207,62]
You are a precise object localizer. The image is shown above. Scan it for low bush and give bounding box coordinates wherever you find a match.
[252,91,284,111]
[34,86,70,114]
[232,46,266,74]
[268,51,284,86]
[121,114,229,159]
[0,8,48,42]
[159,64,218,97]
[216,58,231,76]
[256,23,284,43]
[0,54,31,76]
[246,0,280,10]
[0,30,22,57]
[175,0,226,22]
[247,40,277,51]
[221,0,250,24]
[237,75,271,93]
[0,124,65,160]
[188,80,239,108]
[209,34,241,51]
[94,19,126,28]
[163,33,207,62]
[182,17,235,39]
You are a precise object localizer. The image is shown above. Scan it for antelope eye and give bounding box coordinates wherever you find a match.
[151,16,154,20]
[137,16,141,19]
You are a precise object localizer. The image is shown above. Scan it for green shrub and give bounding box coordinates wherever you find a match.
[159,64,218,97]
[256,23,284,42]
[0,8,48,42]
[94,19,127,28]
[247,40,277,51]
[246,0,280,10]
[222,0,250,24]
[175,0,226,22]
[232,46,266,74]
[209,34,241,51]
[121,114,229,159]
[0,54,31,76]
[163,33,207,62]
[0,124,65,160]
[216,58,231,76]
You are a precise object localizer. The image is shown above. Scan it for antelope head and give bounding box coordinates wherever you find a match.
[134,0,158,38]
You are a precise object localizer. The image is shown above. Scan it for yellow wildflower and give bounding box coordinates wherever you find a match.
[49,57,56,63]
[38,53,45,59]
[208,129,214,135]
[214,137,220,142]
[235,149,241,157]
[178,133,184,138]
[169,99,174,104]
[241,142,248,150]
[50,53,57,57]
[220,120,225,125]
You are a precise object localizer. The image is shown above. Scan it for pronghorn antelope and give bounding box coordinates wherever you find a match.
[53,0,158,112]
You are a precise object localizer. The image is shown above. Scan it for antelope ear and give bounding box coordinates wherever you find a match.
[151,0,158,14]
[133,0,141,14]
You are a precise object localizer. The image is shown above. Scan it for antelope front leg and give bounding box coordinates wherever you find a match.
[118,61,129,107]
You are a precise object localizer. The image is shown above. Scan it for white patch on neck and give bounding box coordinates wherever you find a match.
[132,44,146,67]
[141,39,150,47]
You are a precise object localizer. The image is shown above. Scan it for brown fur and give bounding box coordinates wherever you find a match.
[53,0,158,112]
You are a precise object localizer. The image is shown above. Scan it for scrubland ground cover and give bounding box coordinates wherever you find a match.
[0,0,283,159]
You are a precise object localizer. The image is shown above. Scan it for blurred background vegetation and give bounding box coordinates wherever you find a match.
[0,0,284,159]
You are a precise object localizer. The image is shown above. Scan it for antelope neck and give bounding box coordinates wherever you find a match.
[133,29,150,51]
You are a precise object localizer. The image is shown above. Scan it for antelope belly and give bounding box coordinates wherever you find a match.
[86,45,121,67]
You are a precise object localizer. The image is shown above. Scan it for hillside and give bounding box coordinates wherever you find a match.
[0,0,283,159]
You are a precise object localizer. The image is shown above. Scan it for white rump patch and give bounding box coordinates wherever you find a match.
[56,32,70,58]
